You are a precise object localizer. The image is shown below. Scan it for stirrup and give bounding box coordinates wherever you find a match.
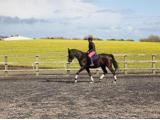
[90,63,94,66]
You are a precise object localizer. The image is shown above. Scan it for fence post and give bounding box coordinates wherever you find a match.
[35,55,39,76]
[124,54,128,75]
[152,54,156,74]
[66,62,70,74]
[4,55,8,77]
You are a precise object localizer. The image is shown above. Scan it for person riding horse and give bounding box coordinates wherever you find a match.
[87,36,96,66]
[68,48,118,83]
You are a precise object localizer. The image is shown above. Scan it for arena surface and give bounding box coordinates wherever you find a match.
[0,75,160,119]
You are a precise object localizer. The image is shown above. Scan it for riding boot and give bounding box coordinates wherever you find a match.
[90,58,94,66]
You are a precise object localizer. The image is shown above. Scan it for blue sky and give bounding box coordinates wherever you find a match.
[0,0,160,40]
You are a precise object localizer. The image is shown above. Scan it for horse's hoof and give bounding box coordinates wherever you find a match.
[90,81,94,84]
[113,80,117,84]
[74,80,77,83]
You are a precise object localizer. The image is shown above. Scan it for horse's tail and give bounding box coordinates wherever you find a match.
[110,54,119,71]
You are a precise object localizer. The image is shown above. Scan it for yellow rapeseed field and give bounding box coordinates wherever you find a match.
[0,39,160,68]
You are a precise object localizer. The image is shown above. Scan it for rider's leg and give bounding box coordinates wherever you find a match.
[88,51,95,66]
[90,57,94,66]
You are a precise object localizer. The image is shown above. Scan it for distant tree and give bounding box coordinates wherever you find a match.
[126,39,134,41]
[94,37,103,41]
[107,38,134,41]
[140,35,160,42]
[110,39,116,41]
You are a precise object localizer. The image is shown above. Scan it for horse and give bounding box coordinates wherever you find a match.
[67,48,119,83]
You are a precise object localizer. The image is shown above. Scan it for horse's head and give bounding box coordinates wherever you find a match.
[68,48,74,63]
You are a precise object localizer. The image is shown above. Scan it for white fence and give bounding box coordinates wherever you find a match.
[0,54,160,77]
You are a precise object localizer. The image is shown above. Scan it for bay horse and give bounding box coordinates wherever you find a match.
[67,48,118,83]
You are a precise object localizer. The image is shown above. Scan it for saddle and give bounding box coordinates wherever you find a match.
[92,54,99,61]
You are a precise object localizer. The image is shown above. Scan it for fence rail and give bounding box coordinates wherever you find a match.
[0,54,160,77]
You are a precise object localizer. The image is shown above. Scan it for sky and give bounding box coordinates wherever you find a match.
[0,0,160,40]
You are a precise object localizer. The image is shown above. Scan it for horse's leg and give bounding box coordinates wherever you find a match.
[107,65,117,83]
[100,66,108,81]
[86,68,94,83]
[75,67,85,83]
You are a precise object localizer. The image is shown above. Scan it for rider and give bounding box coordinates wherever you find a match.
[87,35,96,66]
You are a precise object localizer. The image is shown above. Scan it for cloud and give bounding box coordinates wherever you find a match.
[122,15,160,33]
[2,0,151,39]
[95,8,135,15]
[0,15,47,24]
[0,0,54,19]
[138,26,160,32]
[0,0,96,19]
[0,0,122,25]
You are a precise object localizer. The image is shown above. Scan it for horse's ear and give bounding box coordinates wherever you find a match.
[68,48,70,53]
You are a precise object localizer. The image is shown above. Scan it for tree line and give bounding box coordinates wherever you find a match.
[140,35,160,42]
[1,35,160,42]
